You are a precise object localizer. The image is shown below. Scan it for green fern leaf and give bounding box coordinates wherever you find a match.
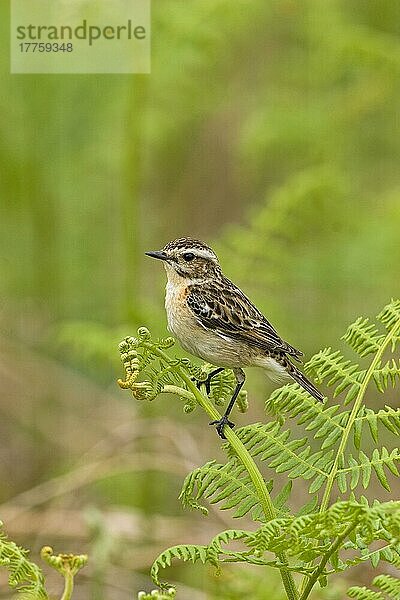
[179,358,207,382]
[348,572,400,600]
[305,348,364,403]
[378,299,400,330]
[353,405,400,446]
[118,304,400,599]
[233,422,332,494]
[179,459,261,519]
[266,383,346,444]
[297,495,319,516]
[373,574,400,599]
[339,448,400,491]
[209,368,235,407]
[179,458,290,521]
[378,299,400,351]
[0,529,47,599]
[209,528,255,554]
[342,317,385,357]
[151,544,210,588]
[250,501,367,562]
[347,586,385,599]
[151,501,400,589]
[372,359,400,392]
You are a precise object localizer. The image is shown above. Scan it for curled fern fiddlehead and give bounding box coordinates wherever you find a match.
[40,546,87,600]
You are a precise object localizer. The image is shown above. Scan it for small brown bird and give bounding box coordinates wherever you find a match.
[146,238,324,438]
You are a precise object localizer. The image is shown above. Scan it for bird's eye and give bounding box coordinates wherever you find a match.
[183,252,195,262]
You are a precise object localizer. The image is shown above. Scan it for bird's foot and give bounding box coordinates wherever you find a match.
[193,375,212,395]
[209,415,235,439]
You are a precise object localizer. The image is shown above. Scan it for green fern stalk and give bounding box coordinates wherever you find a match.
[298,301,400,597]
[40,546,87,600]
[118,300,400,600]
[319,313,400,512]
[140,340,299,600]
[299,520,358,600]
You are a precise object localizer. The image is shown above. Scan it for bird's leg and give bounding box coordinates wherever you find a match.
[210,368,245,439]
[195,367,224,395]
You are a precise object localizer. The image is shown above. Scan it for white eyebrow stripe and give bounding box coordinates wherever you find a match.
[180,247,218,262]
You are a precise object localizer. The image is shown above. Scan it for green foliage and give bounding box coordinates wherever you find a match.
[3,1,400,598]
[206,366,248,412]
[0,524,47,599]
[348,574,400,600]
[180,459,291,521]
[118,299,400,599]
[149,500,400,589]
[262,300,400,495]
[0,528,87,600]
[41,546,88,600]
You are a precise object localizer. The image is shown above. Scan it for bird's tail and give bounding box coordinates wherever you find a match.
[285,360,325,403]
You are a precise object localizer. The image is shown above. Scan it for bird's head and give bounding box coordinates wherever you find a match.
[146,238,221,282]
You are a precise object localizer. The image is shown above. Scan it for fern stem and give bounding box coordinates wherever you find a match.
[299,315,400,597]
[163,385,196,401]
[320,317,400,513]
[299,520,358,600]
[144,343,299,600]
[60,571,74,600]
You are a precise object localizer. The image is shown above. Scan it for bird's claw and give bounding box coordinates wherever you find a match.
[193,376,211,395]
[209,416,235,439]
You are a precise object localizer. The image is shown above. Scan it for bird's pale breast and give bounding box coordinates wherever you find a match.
[165,279,262,368]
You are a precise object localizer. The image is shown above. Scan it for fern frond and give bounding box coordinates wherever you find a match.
[180,459,261,518]
[354,406,400,446]
[347,587,384,600]
[118,331,245,413]
[250,500,400,565]
[372,359,400,393]
[151,501,400,588]
[208,368,236,407]
[151,544,210,588]
[232,422,333,494]
[378,299,400,351]
[266,383,346,444]
[266,384,400,453]
[208,528,256,565]
[209,372,248,412]
[378,299,400,330]
[342,317,385,357]
[373,574,400,599]
[0,528,48,598]
[387,550,400,568]
[118,304,400,599]
[305,348,364,404]
[338,448,400,492]
[348,573,400,600]
[150,529,290,589]
[179,458,291,521]
[179,358,208,382]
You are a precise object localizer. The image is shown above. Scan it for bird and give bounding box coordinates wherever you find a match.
[145,237,324,438]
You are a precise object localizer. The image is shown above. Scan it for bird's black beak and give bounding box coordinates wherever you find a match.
[145,250,169,261]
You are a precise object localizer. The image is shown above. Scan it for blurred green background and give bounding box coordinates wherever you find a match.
[1,1,400,598]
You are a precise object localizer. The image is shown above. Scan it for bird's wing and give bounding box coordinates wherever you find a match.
[187,280,303,359]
